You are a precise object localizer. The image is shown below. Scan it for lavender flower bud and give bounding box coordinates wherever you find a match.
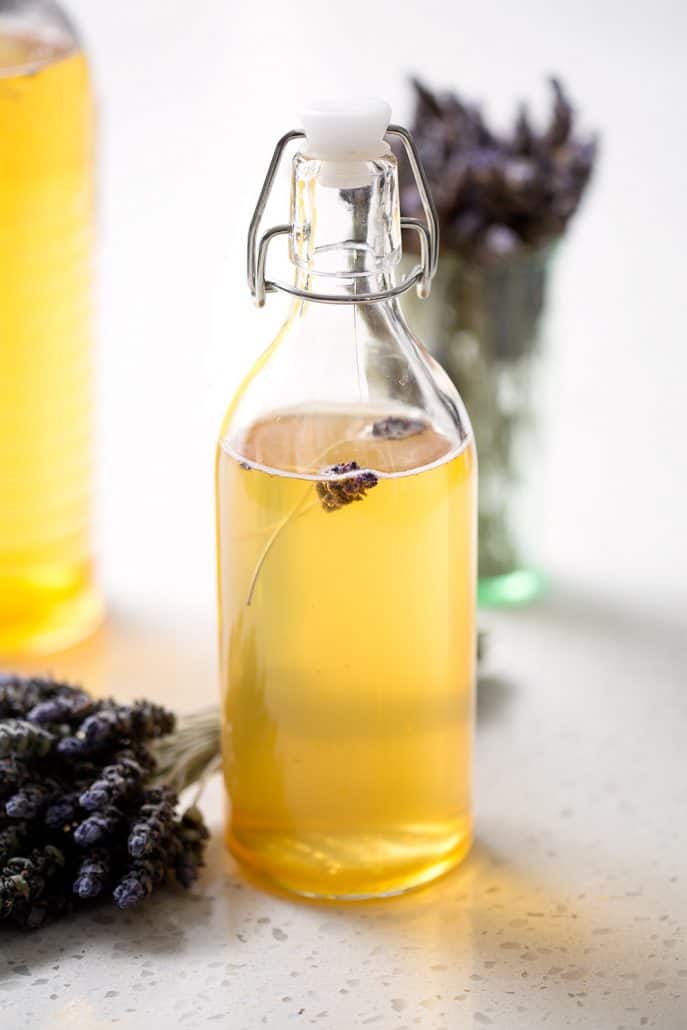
[128,701,176,740]
[113,856,167,909]
[128,789,176,859]
[316,462,378,512]
[28,692,93,727]
[44,793,82,833]
[5,780,60,820]
[57,708,125,757]
[0,677,83,719]
[73,849,111,900]
[74,806,124,847]
[402,76,597,267]
[0,720,54,759]
[372,416,426,440]
[58,700,175,757]
[173,805,210,888]
[79,752,146,812]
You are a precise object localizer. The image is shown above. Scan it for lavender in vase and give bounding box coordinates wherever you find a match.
[401,77,598,605]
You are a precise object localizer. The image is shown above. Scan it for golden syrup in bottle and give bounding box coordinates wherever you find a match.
[218,409,475,897]
[0,25,101,655]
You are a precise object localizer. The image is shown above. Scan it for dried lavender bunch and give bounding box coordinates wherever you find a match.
[0,676,210,931]
[401,77,597,265]
[316,462,379,513]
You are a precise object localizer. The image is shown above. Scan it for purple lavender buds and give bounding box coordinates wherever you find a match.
[316,462,379,512]
[401,77,597,266]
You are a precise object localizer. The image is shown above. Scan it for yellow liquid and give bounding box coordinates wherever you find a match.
[217,409,476,898]
[0,35,101,656]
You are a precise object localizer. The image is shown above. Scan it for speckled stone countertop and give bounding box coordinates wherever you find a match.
[1,587,685,1030]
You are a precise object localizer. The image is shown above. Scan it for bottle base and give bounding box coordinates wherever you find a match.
[478,567,546,608]
[226,821,473,901]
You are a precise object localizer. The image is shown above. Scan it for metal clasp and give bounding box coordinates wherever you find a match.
[247,125,439,307]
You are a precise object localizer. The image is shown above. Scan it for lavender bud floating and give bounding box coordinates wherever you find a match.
[316,462,379,512]
[371,416,427,440]
[402,76,598,606]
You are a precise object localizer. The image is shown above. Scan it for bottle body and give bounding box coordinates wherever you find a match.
[0,3,101,655]
[218,115,476,898]
[217,402,475,898]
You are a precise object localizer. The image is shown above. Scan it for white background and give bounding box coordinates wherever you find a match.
[66,0,687,629]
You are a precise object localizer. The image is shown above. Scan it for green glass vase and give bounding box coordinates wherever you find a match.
[407,245,554,606]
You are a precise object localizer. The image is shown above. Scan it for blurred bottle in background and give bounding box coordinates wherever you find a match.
[0,0,101,656]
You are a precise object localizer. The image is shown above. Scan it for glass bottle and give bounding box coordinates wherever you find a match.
[216,99,477,899]
[0,1,101,655]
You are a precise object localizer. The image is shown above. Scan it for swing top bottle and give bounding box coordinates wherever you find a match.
[216,98,477,898]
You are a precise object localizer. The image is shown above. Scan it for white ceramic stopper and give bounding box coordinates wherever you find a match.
[301,97,392,161]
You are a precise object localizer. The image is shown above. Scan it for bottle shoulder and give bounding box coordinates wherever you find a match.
[219,298,472,457]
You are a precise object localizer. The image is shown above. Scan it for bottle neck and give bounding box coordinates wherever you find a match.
[292,268,400,308]
[288,150,402,302]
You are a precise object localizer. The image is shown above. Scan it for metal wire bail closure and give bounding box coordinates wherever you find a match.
[247,125,439,307]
